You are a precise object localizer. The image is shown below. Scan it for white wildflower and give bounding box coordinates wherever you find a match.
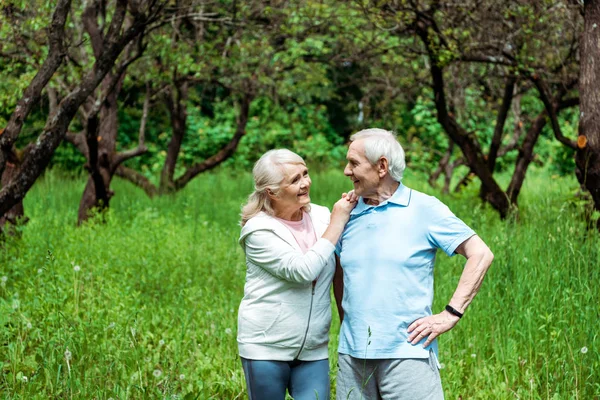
[581,347,588,354]
[153,369,162,378]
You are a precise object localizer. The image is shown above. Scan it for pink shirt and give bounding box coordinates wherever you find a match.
[276,211,317,254]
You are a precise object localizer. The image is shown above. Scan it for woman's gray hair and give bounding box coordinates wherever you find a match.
[240,149,309,226]
[350,128,406,182]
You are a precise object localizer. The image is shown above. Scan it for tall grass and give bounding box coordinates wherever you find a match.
[0,167,598,399]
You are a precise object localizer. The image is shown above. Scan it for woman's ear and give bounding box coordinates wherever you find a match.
[266,188,276,199]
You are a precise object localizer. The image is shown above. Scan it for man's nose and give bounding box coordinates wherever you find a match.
[344,164,352,176]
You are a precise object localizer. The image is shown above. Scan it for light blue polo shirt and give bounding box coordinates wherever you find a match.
[336,183,475,360]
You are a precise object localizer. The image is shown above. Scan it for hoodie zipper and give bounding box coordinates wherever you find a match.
[295,280,316,360]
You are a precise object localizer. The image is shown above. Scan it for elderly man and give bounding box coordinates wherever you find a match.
[333,128,494,399]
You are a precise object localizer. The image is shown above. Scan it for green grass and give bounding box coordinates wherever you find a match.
[0,167,598,399]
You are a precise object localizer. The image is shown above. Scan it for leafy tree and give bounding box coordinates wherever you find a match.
[0,0,168,224]
[356,0,581,218]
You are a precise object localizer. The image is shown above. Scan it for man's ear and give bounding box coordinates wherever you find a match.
[378,157,389,178]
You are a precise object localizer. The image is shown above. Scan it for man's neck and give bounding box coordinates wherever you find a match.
[364,180,400,206]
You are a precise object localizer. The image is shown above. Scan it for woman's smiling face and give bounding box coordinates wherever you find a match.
[271,163,311,219]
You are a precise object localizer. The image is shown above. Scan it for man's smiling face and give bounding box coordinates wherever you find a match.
[344,140,380,199]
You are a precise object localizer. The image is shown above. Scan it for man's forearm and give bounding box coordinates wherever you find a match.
[333,257,344,322]
[449,235,494,314]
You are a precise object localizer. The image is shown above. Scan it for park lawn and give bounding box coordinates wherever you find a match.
[0,167,598,399]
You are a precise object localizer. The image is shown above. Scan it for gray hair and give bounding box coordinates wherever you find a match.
[240,149,309,226]
[350,128,406,182]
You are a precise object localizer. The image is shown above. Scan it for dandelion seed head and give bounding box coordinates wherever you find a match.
[225,328,232,335]
[1,276,7,283]
[73,265,81,272]
[153,369,162,378]
[22,375,28,382]
[581,346,588,354]
[64,348,72,360]
[470,353,476,358]
[37,268,43,274]
[179,374,185,380]
[206,311,212,316]
[159,339,165,346]
[26,322,32,330]
[107,322,115,330]
[439,363,445,369]
[12,300,19,310]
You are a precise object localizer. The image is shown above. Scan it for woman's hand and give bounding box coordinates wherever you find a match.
[331,192,358,226]
[321,192,358,246]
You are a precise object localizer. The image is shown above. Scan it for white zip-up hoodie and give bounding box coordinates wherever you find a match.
[237,203,336,361]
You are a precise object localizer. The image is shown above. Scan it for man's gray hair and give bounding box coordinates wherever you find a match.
[350,128,406,182]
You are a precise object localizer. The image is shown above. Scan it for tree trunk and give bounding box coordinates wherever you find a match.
[78,80,120,224]
[576,0,600,229]
[415,21,511,218]
[160,82,188,194]
[0,147,29,237]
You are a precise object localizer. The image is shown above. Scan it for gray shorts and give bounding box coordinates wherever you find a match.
[335,351,444,400]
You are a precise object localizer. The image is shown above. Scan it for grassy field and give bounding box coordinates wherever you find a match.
[0,167,598,399]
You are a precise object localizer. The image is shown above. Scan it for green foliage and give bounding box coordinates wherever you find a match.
[0,168,598,398]
[117,97,348,180]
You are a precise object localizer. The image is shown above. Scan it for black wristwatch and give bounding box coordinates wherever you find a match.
[445,304,464,319]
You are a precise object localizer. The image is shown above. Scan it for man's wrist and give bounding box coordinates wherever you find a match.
[445,304,464,319]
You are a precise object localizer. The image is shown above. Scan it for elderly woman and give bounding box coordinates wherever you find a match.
[238,149,356,400]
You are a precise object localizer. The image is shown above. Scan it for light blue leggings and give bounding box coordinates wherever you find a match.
[241,357,330,400]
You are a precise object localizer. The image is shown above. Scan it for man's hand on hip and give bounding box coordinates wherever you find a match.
[406,311,460,347]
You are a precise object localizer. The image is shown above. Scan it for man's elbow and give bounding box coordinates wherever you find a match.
[483,246,494,267]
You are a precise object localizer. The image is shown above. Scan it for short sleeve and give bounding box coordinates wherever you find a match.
[426,199,475,256]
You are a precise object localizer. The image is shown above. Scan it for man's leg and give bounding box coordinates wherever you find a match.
[288,359,330,400]
[336,353,381,400]
[376,352,444,400]
[240,358,289,400]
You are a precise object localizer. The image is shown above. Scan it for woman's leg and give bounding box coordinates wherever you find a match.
[241,358,290,400]
[288,359,330,400]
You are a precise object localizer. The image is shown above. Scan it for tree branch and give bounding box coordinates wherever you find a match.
[111,83,150,170]
[174,94,253,190]
[0,0,72,177]
[531,76,578,149]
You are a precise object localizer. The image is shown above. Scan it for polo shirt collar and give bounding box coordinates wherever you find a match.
[350,183,411,215]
